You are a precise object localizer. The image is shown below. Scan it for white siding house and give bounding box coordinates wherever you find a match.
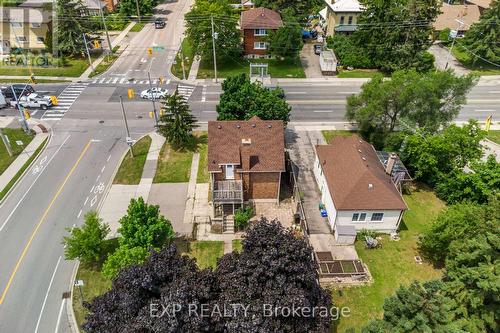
[314,135,408,236]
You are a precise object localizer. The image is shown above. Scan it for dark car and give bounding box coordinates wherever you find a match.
[154,18,166,29]
[1,84,35,99]
[314,44,323,55]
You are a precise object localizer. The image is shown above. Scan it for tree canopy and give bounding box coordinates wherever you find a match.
[463,0,500,64]
[157,88,198,149]
[85,219,332,332]
[55,0,97,56]
[266,24,303,58]
[346,70,477,147]
[185,0,241,59]
[254,0,323,17]
[119,0,158,16]
[217,74,291,123]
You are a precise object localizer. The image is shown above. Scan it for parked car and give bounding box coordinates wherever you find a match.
[10,93,53,110]
[0,91,7,108]
[1,84,35,99]
[154,18,166,29]
[314,44,323,55]
[140,88,168,100]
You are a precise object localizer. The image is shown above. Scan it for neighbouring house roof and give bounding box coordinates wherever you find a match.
[325,0,363,13]
[208,116,285,173]
[433,4,481,31]
[319,6,328,20]
[18,0,53,8]
[0,7,51,23]
[316,135,408,211]
[240,7,283,30]
[465,0,491,9]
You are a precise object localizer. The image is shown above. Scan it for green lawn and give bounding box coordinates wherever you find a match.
[322,130,356,144]
[452,44,500,76]
[129,22,145,32]
[154,143,193,183]
[334,186,445,332]
[0,128,35,175]
[188,241,224,269]
[0,56,94,77]
[89,54,119,78]
[196,132,209,183]
[486,130,500,144]
[171,38,195,80]
[197,56,305,79]
[336,69,383,78]
[113,136,152,185]
[232,239,242,253]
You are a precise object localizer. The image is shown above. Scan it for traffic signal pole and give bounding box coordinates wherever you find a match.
[119,96,134,158]
[82,34,94,71]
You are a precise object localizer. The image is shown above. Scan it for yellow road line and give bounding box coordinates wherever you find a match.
[0,140,92,306]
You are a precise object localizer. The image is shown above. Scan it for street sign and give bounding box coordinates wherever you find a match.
[449,29,458,38]
[152,46,165,51]
[126,137,134,145]
[16,140,23,146]
[147,48,153,57]
[74,280,84,287]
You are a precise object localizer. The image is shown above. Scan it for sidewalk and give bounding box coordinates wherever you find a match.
[187,56,200,81]
[0,122,49,195]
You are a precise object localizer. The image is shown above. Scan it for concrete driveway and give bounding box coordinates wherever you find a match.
[300,42,324,78]
[148,183,190,236]
[429,43,470,76]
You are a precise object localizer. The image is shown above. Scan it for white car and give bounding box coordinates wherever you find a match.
[140,88,168,100]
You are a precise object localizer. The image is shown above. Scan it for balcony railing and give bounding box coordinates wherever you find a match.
[213,180,243,203]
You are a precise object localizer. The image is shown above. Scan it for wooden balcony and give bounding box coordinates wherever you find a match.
[213,180,243,203]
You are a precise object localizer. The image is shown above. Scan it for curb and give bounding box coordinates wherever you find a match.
[0,124,51,205]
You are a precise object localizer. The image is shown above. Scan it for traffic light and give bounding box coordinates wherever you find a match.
[50,96,58,106]
[147,48,153,57]
[93,40,101,49]
[149,111,154,119]
[24,109,30,120]
[159,76,165,84]
[29,74,36,84]
[127,89,135,99]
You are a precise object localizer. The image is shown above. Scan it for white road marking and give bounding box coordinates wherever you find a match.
[107,154,111,162]
[54,299,66,333]
[84,196,89,205]
[96,174,100,182]
[34,256,61,333]
[475,109,496,112]
[90,186,94,193]
[77,209,82,218]
[202,111,217,113]
[119,78,126,84]
[287,91,307,94]
[112,78,118,84]
[488,91,500,93]
[90,195,97,207]
[201,85,207,102]
[313,110,333,113]
[99,78,106,83]
[101,166,105,173]
[0,135,71,232]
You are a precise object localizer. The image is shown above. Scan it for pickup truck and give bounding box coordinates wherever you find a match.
[10,93,53,110]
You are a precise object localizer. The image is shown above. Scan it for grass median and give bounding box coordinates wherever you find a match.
[0,128,35,174]
[0,136,46,201]
[113,136,152,185]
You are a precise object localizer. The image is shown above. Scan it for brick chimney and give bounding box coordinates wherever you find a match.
[385,153,397,175]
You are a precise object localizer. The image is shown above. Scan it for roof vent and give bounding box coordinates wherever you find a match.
[358,149,362,153]
[252,124,256,128]
[236,124,241,129]
[368,183,374,189]
[268,125,272,128]
[242,138,252,145]
[359,140,362,143]
[362,157,366,161]
[217,125,222,129]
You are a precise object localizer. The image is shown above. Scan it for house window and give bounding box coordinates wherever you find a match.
[254,42,267,50]
[352,213,367,221]
[16,36,27,43]
[254,29,267,36]
[339,16,345,25]
[31,23,42,28]
[36,36,44,43]
[371,213,384,221]
[348,16,353,25]
[11,22,22,28]
[225,165,235,180]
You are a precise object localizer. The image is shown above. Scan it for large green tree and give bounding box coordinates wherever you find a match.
[254,0,323,16]
[185,0,241,60]
[352,0,440,72]
[55,0,97,56]
[346,70,477,145]
[157,89,198,149]
[362,280,461,333]
[266,24,303,58]
[62,211,109,265]
[463,0,500,64]
[217,74,291,123]
[102,197,174,278]
[119,0,158,16]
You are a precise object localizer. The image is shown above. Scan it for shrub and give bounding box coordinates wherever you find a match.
[234,206,254,230]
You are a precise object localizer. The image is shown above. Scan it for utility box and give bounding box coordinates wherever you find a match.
[320,49,337,76]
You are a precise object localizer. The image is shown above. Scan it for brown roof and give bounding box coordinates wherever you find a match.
[240,7,283,30]
[316,135,407,211]
[433,4,481,31]
[465,0,491,9]
[208,116,285,173]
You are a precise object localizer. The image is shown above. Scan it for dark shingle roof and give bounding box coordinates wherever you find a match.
[240,7,283,30]
[316,135,408,211]
[208,116,285,173]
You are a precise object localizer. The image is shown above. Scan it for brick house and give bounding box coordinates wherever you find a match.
[208,116,285,216]
[240,7,282,58]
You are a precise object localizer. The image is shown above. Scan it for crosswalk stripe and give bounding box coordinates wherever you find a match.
[99,78,106,84]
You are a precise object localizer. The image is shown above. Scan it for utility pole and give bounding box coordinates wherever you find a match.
[445,19,464,70]
[135,0,141,23]
[99,5,113,54]
[0,128,13,157]
[180,39,186,80]
[148,58,159,127]
[82,33,94,71]
[119,96,134,157]
[210,15,218,83]
[11,86,30,134]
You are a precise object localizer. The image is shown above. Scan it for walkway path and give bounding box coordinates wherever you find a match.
[187,56,201,81]
[429,43,470,76]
